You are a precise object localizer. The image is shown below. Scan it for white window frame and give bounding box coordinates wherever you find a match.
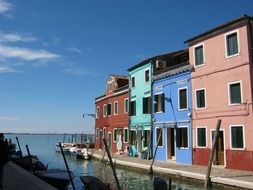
[193,43,205,68]
[113,128,117,142]
[130,98,136,117]
[96,106,100,118]
[123,127,128,143]
[107,103,112,116]
[196,126,207,148]
[144,68,150,83]
[230,125,245,150]
[178,87,188,111]
[228,81,243,105]
[156,127,163,147]
[114,101,118,115]
[154,92,164,113]
[177,126,189,149]
[195,88,207,109]
[124,98,129,113]
[225,29,240,58]
[103,104,107,117]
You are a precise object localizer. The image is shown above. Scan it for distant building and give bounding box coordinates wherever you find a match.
[152,50,193,164]
[185,15,253,171]
[95,75,129,155]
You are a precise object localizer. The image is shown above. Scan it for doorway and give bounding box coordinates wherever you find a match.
[212,130,224,165]
[167,128,175,160]
[99,130,103,149]
[137,130,142,152]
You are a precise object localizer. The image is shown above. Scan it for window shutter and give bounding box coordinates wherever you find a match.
[161,93,165,112]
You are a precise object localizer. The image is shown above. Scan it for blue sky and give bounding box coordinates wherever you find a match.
[0,0,252,134]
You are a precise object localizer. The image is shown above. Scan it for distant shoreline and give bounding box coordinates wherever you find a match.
[5,132,94,135]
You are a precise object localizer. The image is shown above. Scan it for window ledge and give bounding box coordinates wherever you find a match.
[225,52,240,59]
[230,148,245,151]
[194,63,205,68]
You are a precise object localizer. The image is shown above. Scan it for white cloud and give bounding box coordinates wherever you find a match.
[0,66,16,73]
[66,47,82,54]
[0,45,60,61]
[0,0,12,14]
[64,67,97,76]
[0,32,37,43]
[0,116,19,121]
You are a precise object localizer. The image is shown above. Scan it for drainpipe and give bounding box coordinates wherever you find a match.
[150,61,154,159]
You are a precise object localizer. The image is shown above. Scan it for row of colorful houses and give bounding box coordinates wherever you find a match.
[94,15,253,171]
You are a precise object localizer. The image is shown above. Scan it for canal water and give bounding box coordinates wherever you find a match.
[5,134,219,190]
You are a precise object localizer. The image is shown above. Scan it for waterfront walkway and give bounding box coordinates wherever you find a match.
[92,150,253,190]
[2,161,57,190]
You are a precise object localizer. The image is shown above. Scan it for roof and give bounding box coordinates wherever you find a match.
[127,49,187,72]
[108,74,128,80]
[184,14,253,44]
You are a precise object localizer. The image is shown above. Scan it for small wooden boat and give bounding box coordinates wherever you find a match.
[80,176,110,190]
[36,169,74,190]
[55,143,74,153]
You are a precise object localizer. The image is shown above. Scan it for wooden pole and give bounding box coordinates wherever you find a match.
[25,145,34,174]
[59,142,76,190]
[103,138,121,190]
[148,129,162,175]
[205,119,222,189]
[15,136,22,157]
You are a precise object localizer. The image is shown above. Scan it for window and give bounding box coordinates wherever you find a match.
[145,69,150,83]
[107,104,111,116]
[176,127,188,148]
[124,128,128,143]
[226,31,239,57]
[113,128,117,142]
[103,128,106,139]
[96,106,100,118]
[179,88,188,110]
[124,99,129,113]
[154,93,165,113]
[131,76,135,88]
[114,101,118,115]
[196,89,206,109]
[197,127,206,147]
[129,100,136,116]
[231,125,244,149]
[194,44,204,66]
[156,128,163,146]
[96,128,99,138]
[229,82,242,104]
[103,104,107,117]
[143,96,151,114]
[109,83,112,92]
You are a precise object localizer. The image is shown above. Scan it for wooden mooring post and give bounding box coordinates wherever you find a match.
[205,119,222,189]
[103,138,121,190]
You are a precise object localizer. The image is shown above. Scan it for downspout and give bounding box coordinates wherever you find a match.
[150,61,154,159]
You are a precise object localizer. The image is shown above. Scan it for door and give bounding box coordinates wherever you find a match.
[137,130,142,152]
[167,128,175,160]
[116,129,123,152]
[212,131,224,165]
[108,133,112,151]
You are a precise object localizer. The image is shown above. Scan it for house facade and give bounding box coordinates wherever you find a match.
[152,50,193,164]
[95,75,129,155]
[185,15,253,171]
[127,61,153,155]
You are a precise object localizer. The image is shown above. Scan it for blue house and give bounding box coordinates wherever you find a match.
[152,50,193,164]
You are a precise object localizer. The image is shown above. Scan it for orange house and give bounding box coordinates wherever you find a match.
[95,75,129,155]
[185,15,253,171]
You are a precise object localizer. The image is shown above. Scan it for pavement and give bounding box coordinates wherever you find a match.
[91,150,253,190]
[2,162,57,190]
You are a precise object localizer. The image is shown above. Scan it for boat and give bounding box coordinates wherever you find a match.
[80,176,110,190]
[35,169,74,190]
[69,146,83,159]
[55,143,74,153]
[81,148,91,160]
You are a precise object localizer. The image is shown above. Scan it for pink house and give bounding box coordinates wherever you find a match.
[185,15,253,171]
